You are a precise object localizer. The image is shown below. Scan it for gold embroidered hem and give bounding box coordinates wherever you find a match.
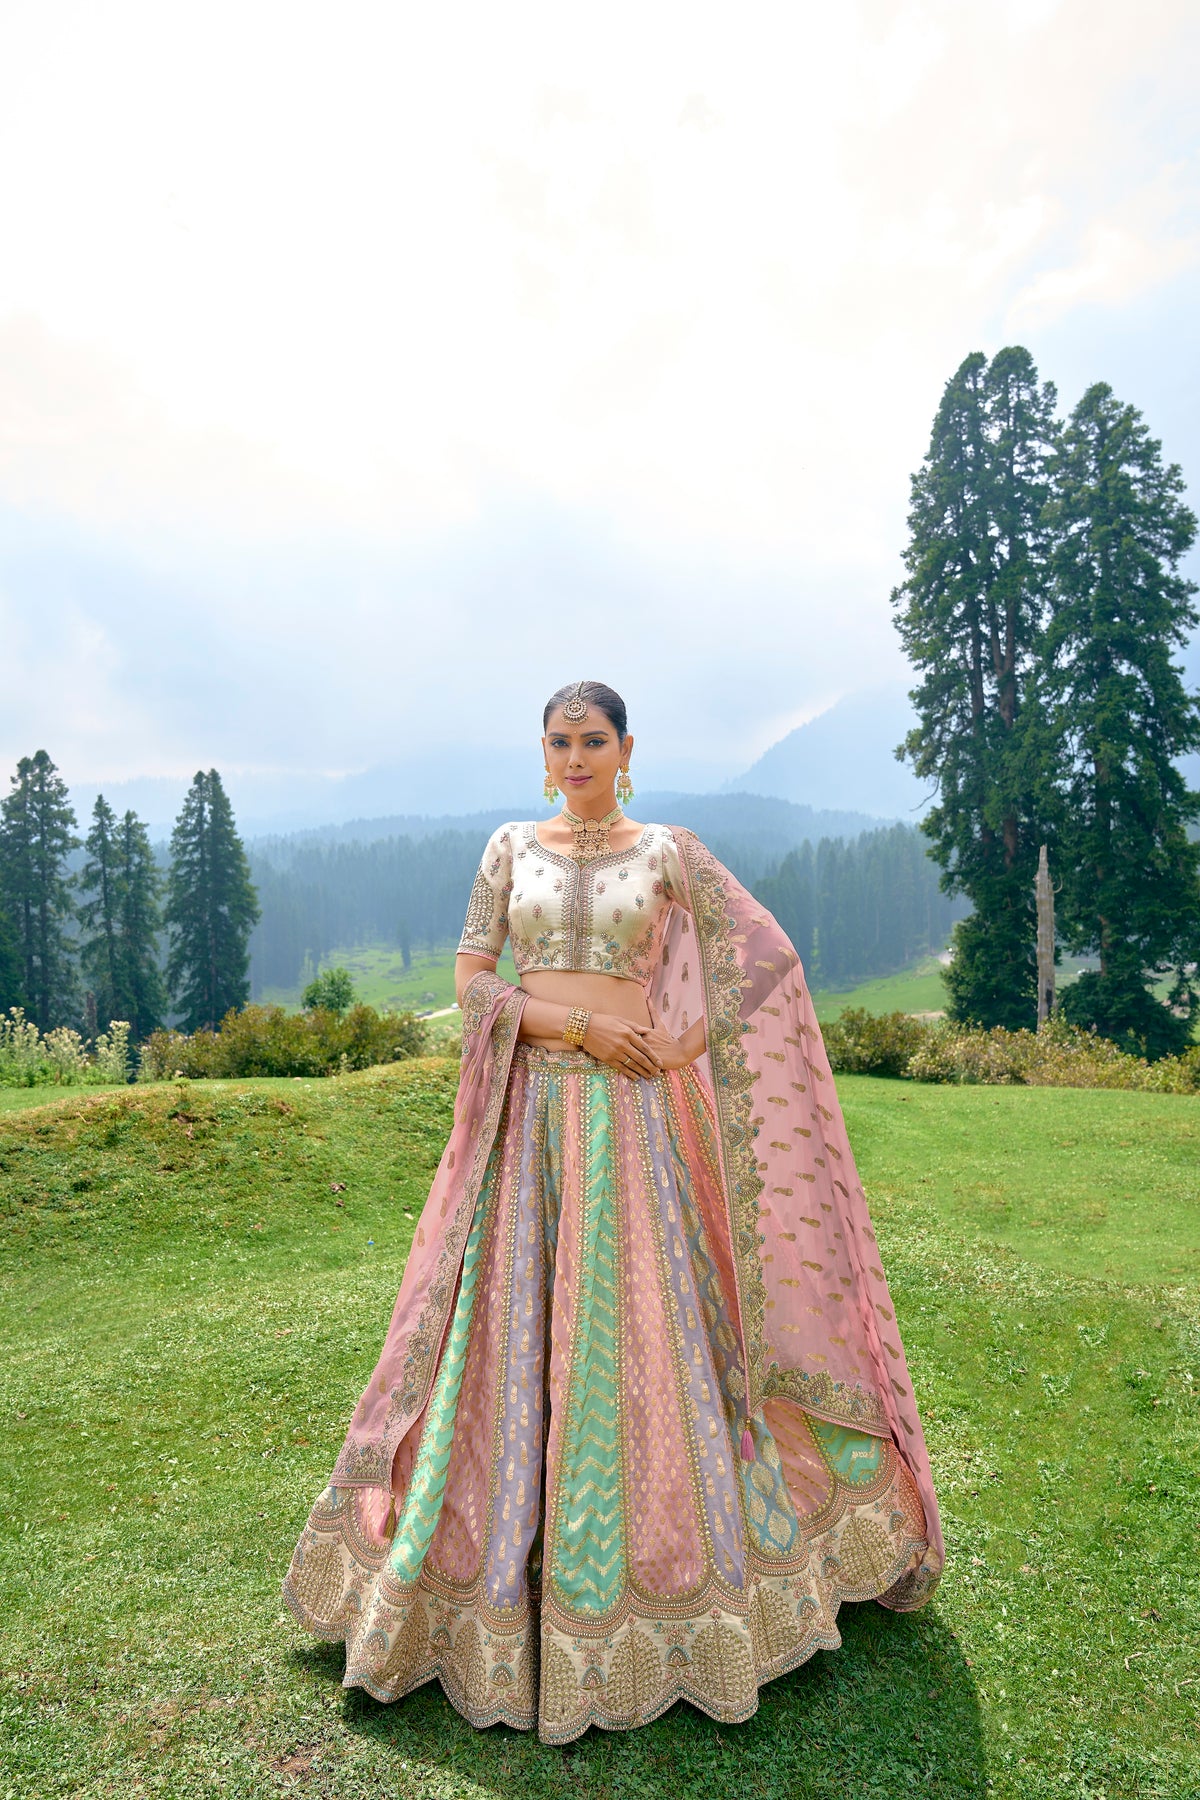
[283,1436,928,1742]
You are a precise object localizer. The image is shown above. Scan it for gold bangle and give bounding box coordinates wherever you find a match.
[563,1007,591,1049]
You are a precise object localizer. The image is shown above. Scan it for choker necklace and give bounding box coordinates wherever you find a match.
[561,804,623,863]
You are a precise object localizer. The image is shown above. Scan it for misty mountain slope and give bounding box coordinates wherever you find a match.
[726,684,930,820]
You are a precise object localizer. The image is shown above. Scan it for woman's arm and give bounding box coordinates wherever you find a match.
[454,953,504,1008]
[453,954,665,1077]
[641,1016,706,1070]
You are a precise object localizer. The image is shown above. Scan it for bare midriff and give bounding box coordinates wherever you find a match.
[519,969,653,1045]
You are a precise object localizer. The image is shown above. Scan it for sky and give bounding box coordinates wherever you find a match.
[1,0,1197,811]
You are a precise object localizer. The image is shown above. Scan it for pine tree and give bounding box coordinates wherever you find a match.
[79,796,124,1027]
[118,811,167,1040]
[0,750,79,1030]
[165,771,260,1031]
[0,900,22,1013]
[78,799,167,1039]
[1044,383,1200,1056]
[893,346,1059,1029]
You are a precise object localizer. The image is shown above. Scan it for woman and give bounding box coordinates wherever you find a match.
[282,679,944,1744]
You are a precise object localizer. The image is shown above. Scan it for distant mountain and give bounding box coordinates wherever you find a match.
[68,749,553,843]
[251,791,888,873]
[726,684,929,821]
[729,638,1200,817]
[66,639,1196,846]
[67,748,733,842]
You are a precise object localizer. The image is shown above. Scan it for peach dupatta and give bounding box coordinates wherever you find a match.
[652,827,945,1603]
[328,970,527,1490]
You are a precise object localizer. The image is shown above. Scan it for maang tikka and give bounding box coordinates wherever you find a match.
[561,681,589,722]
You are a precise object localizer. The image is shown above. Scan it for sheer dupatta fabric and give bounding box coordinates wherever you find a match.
[653,827,944,1605]
[328,970,528,1494]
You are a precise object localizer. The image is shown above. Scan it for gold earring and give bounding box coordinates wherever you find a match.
[616,767,634,804]
[543,769,559,803]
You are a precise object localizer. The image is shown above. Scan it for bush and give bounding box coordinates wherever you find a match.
[905,1015,1200,1092]
[819,1005,1200,1093]
[0,1008,133,1088]
[821,1008,933,1078]
[137,1001,427,1081]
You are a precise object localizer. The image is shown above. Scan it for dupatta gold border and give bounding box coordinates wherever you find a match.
[670,829,895,1438]
[669,827,771,1417]
[332,970,527,1485]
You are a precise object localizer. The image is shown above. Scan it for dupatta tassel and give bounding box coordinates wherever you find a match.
[384,1495,397,1539]
[740,1427,755,1464]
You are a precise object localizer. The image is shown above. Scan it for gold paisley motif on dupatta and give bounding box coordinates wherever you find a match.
[650,828,945,1603]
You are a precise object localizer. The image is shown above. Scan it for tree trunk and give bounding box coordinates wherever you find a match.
[1036,843,1055,1027]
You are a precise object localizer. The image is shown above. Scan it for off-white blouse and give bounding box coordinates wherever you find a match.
[456,821,688,985]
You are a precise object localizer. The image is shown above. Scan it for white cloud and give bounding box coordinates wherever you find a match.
[0,0,1195,783]
[1009,219,1199,329]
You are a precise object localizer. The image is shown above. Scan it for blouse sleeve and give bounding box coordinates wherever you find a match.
[457,824,513,961]
[658,827,690,911]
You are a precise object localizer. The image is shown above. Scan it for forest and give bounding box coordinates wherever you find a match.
[0,751,961,1041]
[245,815,962,998]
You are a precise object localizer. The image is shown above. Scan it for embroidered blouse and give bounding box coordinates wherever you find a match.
[457,821,688,985]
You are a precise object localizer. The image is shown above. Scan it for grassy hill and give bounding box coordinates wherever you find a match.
[1,1065,1196,1799]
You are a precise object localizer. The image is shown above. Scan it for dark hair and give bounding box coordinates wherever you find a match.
[543,680,628,738]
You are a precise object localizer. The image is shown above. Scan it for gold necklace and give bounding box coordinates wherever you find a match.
[560,804,623,863]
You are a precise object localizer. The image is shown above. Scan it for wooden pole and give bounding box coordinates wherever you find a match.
[1036,843,1055,1027]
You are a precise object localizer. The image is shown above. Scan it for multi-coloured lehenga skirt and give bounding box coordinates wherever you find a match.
[283,1043,932,1742]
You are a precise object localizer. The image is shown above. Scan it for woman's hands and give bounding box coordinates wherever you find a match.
[515,988,704,1078]
[582,1012,703,1077]
[581,1012,662,1077]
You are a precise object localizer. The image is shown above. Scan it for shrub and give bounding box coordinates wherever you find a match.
[0,1008,48,1086]
[0,1008,134,1088]
[818,1005,1200,1093]
[905,1015,1200,1092]
[137,1001,427,1081]
[91,1021,132,1084]
[821,1008,933,1078]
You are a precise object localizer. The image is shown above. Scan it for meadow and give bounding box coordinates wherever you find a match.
[257,944,942,1022]
[258,946,520,1019]
[0,1063,1196,1800]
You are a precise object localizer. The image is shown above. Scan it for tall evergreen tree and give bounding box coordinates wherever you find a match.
[892,346,1059,1029]
[0,900,22,1013]
[0,750,79,1030]
[79,795,124,1027]
[1044,383,1200,1056]
[118,810,167,1040]
[166,770,260,1031]
[77,797,166,1038]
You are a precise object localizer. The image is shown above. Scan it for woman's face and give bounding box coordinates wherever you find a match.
[542,706,632,803]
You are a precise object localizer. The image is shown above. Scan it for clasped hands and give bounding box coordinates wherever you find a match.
[579,1010,695,1078]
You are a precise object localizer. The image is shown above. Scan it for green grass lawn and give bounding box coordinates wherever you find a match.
[1,1063,1196,1799]
[258,944,519,1017]
[810,954,952,1020]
